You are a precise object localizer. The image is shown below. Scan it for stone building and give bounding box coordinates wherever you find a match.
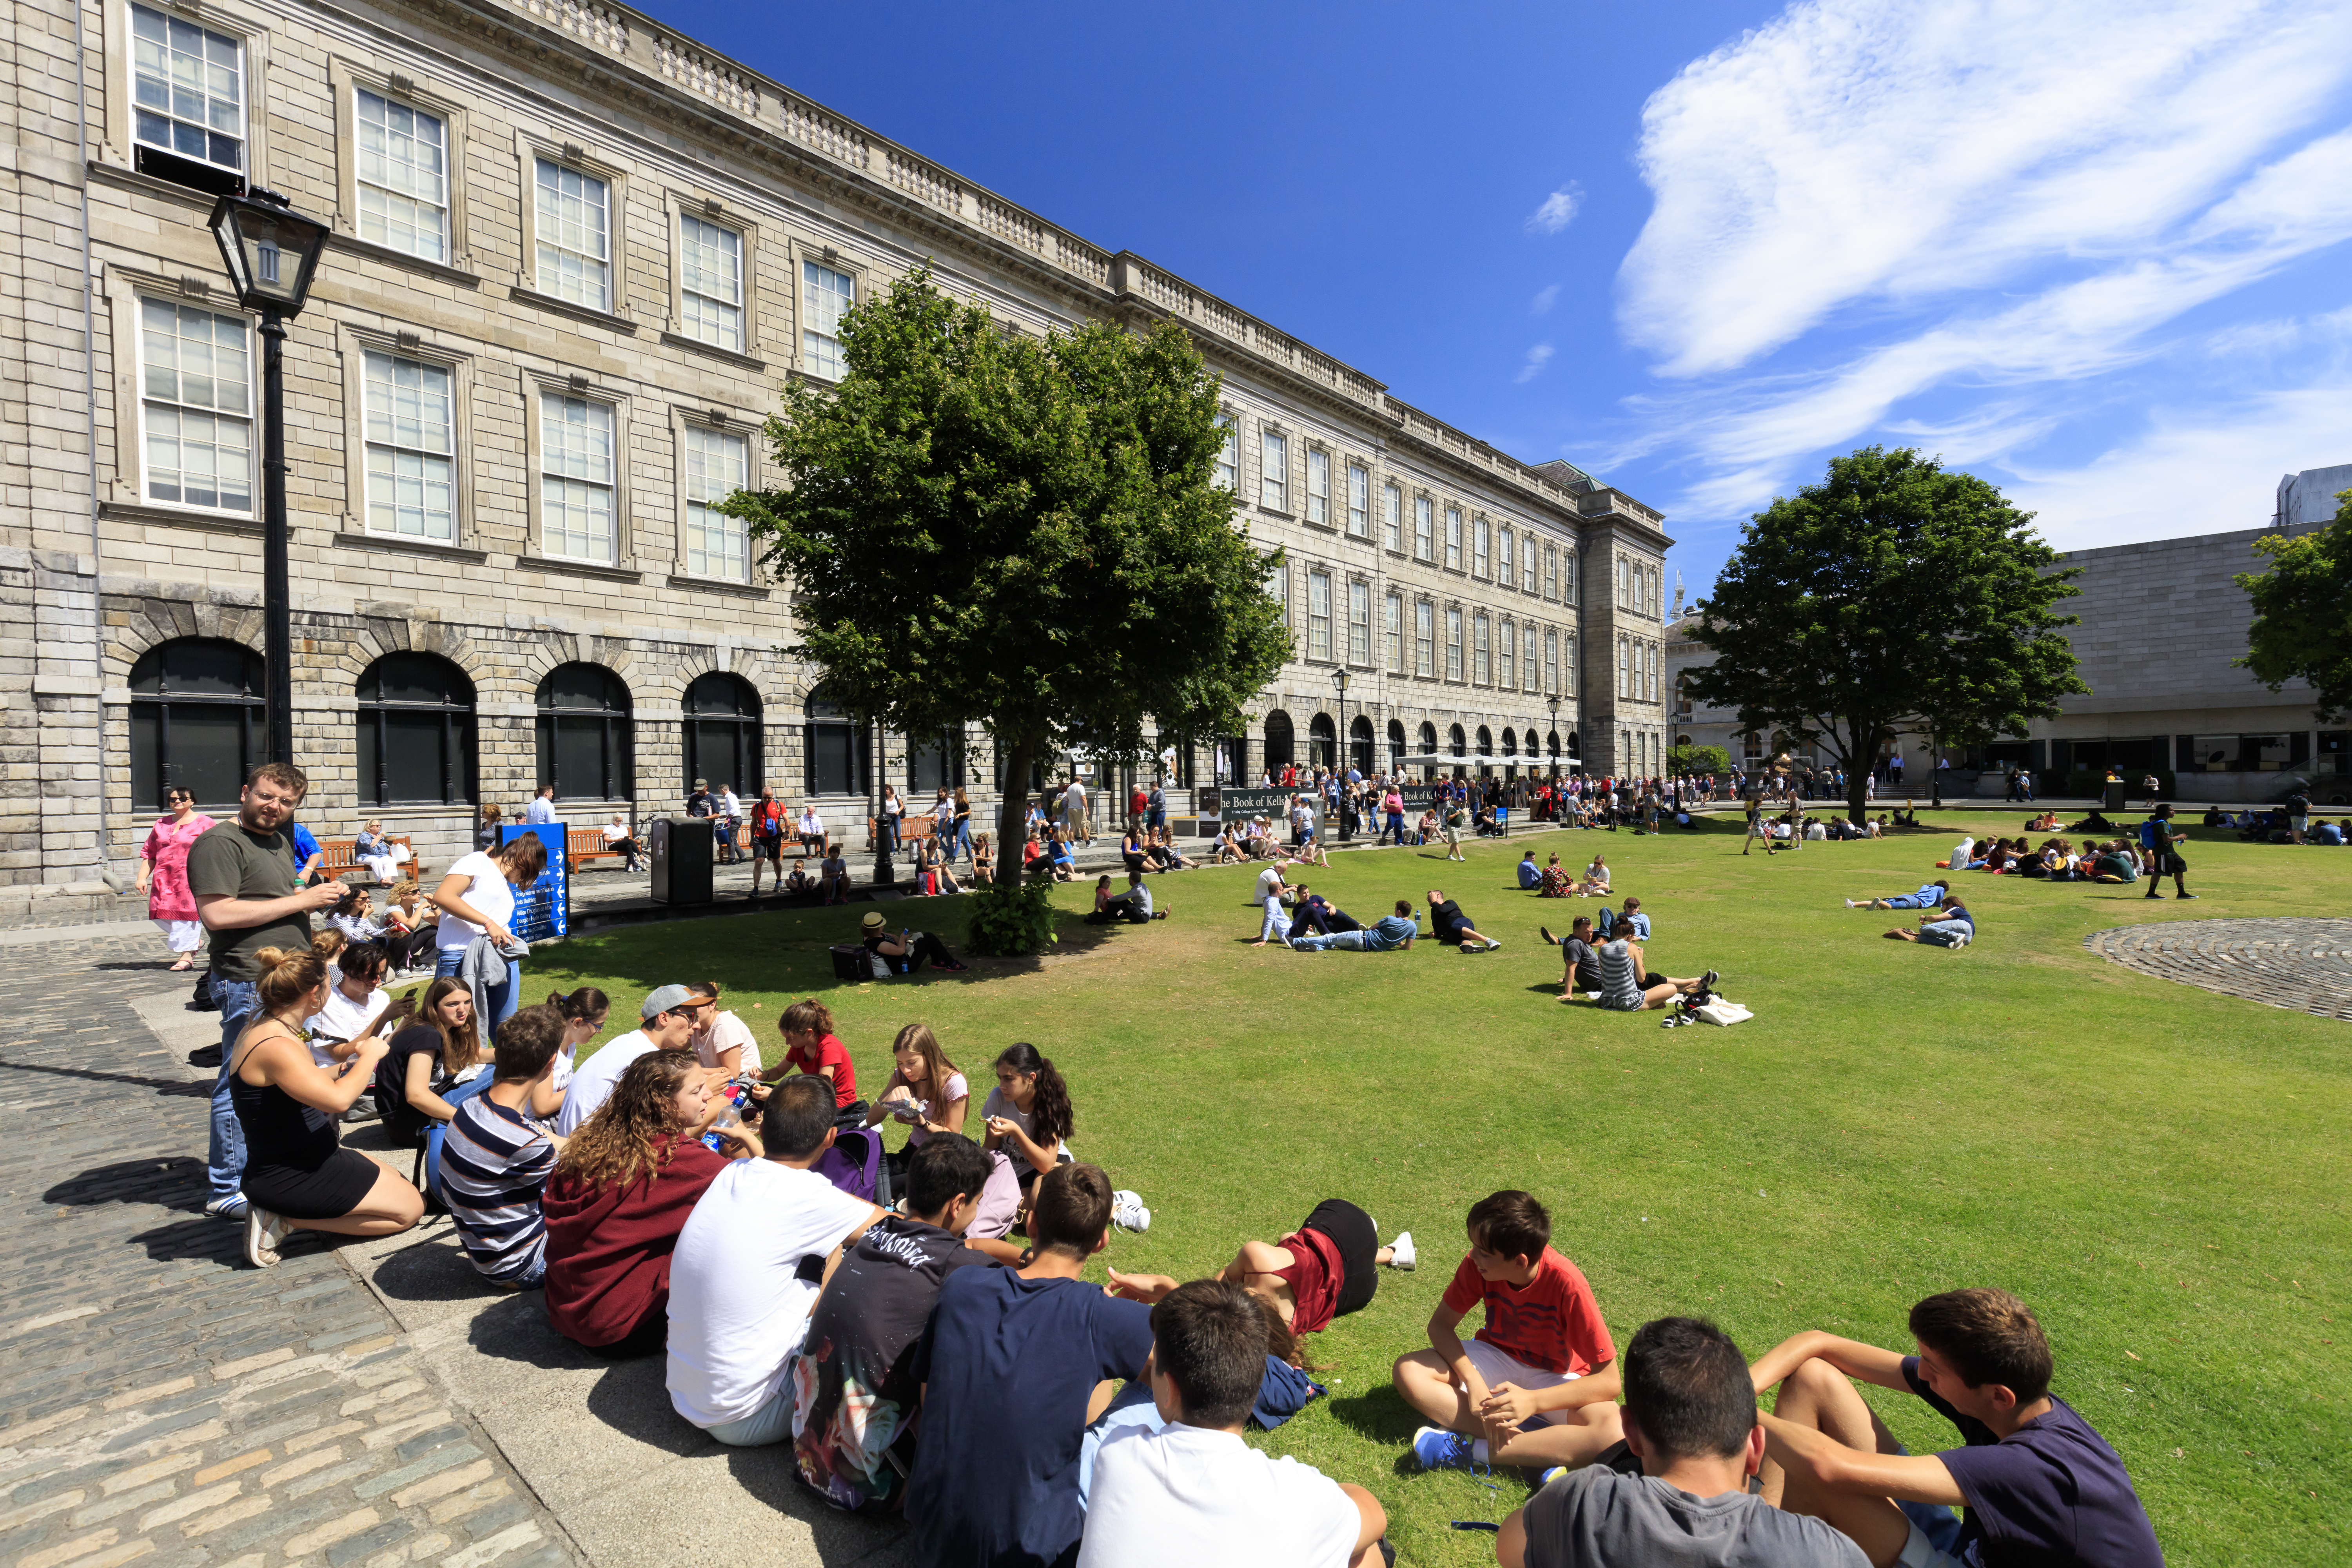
[0,0,1669,913]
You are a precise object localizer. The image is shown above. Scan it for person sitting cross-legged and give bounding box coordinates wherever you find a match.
[1845,879,1949,910]
[1427,888,1503,952]
[1538,915,1605,1003]
[1884,895,1973,948]
[1746,1288,2162,1568]
[1495,1316,1869,1568]
[1289,898,1419,953]
[1076,1279,1392,1568]
[439,1002,570,1290]
[1518,849,1543,889]
[1597,928,1715,1011]
[1536,854,1576,898]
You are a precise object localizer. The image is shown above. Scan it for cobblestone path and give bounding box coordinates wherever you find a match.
[0,932,579,1568]
[2086,916,2352,1020]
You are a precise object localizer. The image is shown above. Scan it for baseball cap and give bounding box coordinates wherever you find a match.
[641,984,695,1019]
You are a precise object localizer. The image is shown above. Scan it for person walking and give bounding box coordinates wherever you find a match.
[749,788,786,897]
[881,785,905,855]
[1062,775,1091,846]
[140,785,215,972]
[953,787,974,862]
[524,784,558,824]
[188,762,353,1221]
[2140,805,2196,900]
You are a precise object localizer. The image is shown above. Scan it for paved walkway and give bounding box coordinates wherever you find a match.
[2086,917,2352,1020]
[0,932,579,1568]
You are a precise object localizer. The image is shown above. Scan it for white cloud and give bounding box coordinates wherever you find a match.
[1526,184,1583,236]
[1531,284,1560,316]
[1620,0,2352,377]
[1515,343,1556,384]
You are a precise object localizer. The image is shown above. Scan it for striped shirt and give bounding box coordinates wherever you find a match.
[441,1094,557,1283]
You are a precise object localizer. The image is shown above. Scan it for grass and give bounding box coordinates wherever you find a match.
[508,811,2348,1566]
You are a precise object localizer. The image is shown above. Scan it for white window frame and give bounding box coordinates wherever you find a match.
[679,213,746,354]
[682,419,751,581]
[1414,495,1433,561]
[1383,483,1403,551]
[1261,428,1288,512]
[1347,464,1368,538]
[1497,526,1512,586]
[1306,569,1331,661]
[1446,606,1464,682]
[1306,447,1329,526]
[1445,506,1463,570]
[352,86,450,264]
[361,347,456,541]
[1563,549,1575,603]
[1499,617,1515,689]
[1214,415,1238,492]
[801,258,857,379]
[1348,579,1370,665]
[134,294,254,517]
[532,155,612,312]
[1267,561,1290,630]
[1618,636,1630,699]
[1526,624,1541,694]
[1474,515,1490,578]
[1523,532,1538,593]
[1474,611,1490,684]
[535,388,622,564]
[129,2,247,177]
[1414,599,1433,678]
[1385,590,1403,672]
[1545,544,1559,601]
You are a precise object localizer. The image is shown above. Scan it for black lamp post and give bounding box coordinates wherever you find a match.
[1330,668,1350,839]
[1547,694,1561,779]
[869,720,894,888]
[208,189,330,766]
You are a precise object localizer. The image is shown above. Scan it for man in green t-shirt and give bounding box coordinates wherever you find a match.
[188,761,350,1220]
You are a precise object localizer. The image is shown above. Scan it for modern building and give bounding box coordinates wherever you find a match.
[1663,463,2352,802]
[0,0,1669,915]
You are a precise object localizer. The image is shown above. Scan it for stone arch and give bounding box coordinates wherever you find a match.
[104,595,265,684]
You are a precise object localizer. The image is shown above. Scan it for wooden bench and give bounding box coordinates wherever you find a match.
[566,826,639,870]
[317,836,427,886]
[867,816,937,852]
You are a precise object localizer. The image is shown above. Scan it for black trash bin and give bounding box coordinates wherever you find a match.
[2103,780,2127,812]
[650,816,714,905]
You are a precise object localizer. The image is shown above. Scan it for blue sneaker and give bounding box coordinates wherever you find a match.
[1413,1426,1477,1471]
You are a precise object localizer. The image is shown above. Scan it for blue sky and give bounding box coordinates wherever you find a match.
[653,0,2352,597]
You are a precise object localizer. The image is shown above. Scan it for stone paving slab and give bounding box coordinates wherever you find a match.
[2086,916,2352,1020]
[0,933,580,1568]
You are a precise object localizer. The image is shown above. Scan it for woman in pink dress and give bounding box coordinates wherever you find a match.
[138,786,216,970]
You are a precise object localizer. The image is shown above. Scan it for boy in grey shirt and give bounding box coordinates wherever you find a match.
[1499,1317,1868,1568]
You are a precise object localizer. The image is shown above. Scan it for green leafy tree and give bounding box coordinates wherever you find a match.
[725,270,1289,935]
[1666,743,1731,776]
[2236,488,2352,723]
[1683,447,2087,824]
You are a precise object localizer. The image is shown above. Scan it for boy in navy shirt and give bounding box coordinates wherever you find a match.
[1746,1287,2163,1566]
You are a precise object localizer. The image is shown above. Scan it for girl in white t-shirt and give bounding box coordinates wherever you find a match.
[305,938,397,1071]
[680,981,754,1079]
[428,835,548,1029]
[532,985,612,1120]
[981,1041,1074,1178]
[862,1024,969,1207]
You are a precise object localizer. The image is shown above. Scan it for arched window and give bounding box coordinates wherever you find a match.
[1417,721,1437,754]
[1386,718,1406,772]
[1307,713,1336,770]
[686,673,763,796]
[1561,731,1574,761]
[1350,715,1375,773]
[1214,734,1245,784]
[1501,727,1517,758]
[129,637,266,810]
[1677,733,1694,748]
[535,663,632,802]
[1263,711,1295,771]
[356,653,476,806]
[907,729,965,794]
[802,685,865,796]
[1448,724,1466,758]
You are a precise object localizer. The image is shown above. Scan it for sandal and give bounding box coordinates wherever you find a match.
[169,956,195,972]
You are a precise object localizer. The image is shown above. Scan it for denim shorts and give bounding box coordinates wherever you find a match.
[1896,1519,1968,1568]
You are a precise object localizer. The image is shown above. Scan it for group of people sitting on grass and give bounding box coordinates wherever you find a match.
[1945,806,2193,899]
[1521,849,1613,897]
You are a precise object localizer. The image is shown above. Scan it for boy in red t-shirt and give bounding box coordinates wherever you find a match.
[764,998,858,1110]
[1107,1200,1416,1337]
[1392,1189,1622,1472]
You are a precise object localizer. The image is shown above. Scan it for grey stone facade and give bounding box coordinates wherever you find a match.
[0,0,1668,914]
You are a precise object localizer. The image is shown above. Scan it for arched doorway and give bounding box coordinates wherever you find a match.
[686,673,763,795]
[535,663,633,801]
[1386,718,1406,773]
[1350,715,1375,773]
[1307,712,1336,770]
[1263,711,1295,774]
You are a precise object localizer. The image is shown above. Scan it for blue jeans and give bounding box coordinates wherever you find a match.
[1289,928,1375,951]
[704,1384,795,1446]
[1917,920,1973,947]
[434,949,521,1029]
[1383,811,1404,845]
[425,1071,496,1205]
[207,976,261,1210]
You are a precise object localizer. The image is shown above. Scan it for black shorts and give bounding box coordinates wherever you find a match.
[2160,849,2187,875]
[1642,971,1668,988]
[1298,1198,1380,1319]
[753,835,781,862]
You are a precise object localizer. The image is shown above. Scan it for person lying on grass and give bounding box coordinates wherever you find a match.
[1427,888,1504,952]
[1394,1189,1624,1474]
[1598,927,1715,1011]
[1884,897,1973,948]
[1108,1199,1414,1337]
[1745,1287,2162,1568]
[1844,879,1949,910]
[1495,1315,1869,1568]
[1288,898,1419,952]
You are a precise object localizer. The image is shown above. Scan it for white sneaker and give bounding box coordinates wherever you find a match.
[1389,1231,1416,1270]
[1111,1189,1151,1233]
[1485,938,1503,951]
[1843,898,1859,907]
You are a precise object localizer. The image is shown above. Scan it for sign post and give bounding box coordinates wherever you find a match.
[501,822,569,943]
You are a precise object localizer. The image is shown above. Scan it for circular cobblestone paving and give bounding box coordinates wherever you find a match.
[2086,917,2352,1020]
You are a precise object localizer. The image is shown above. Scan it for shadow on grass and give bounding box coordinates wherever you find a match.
[1326,1385,1423,1451]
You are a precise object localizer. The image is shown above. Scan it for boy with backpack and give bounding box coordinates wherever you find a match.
[1392,1190,1624,1473]
[2138,806,2194,899]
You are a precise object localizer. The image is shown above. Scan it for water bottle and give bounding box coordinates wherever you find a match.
[702,1094,744,1152]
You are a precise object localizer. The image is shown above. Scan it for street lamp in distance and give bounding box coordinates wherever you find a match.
[1546,694,1561,779]
[1330,668,1350,840]
[208,189,331,767]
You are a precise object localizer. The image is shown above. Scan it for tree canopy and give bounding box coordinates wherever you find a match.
[2236,487,2352,724]
[1682,447,2086,820]
[725,269,1290,896]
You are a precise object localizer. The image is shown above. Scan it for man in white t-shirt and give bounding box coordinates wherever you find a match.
[1078,1279,1384,1568]
[554,984,698,1136]
[1062,777,1089,844]
[666,1076,882,1445]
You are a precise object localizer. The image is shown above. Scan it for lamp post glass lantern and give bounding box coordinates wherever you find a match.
[207,189,330,766]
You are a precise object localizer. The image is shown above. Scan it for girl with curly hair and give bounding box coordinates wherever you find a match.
[541,1047,744,1356]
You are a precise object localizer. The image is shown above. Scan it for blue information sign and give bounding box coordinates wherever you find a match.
[501,822,569,942]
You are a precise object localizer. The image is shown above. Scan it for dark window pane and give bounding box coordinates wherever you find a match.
[131,702,162,808]
[554,715,608,798]
[690,722,745,795]
[908,735,946,794]
[365,652,470,706]
[171,704,249,805]
[809,723,853,795]
[543,663,626,714]
[359,713,379,803]
[688,673,759,719]
[381,710,450,802]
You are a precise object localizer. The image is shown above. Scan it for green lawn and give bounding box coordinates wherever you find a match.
[521,812,2349,1566]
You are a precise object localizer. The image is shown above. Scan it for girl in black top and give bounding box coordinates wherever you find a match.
[231,946,423,1267]
[377,977,488,1147]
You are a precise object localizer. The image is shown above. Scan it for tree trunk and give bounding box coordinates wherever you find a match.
[996,728,1040,887]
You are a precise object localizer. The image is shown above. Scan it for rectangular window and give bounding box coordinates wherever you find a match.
[1414,601,1433,677]
[1474,612,1490,684]
[1261,430,1288,511]
[1306,448,1329,525]
[131,4,245,173]
[354,89,448,261]
[1446,607,1463,681]
[1347,464,1368,537]
[802,260,855,378]
[1498,527,1512,586]
[1307,570,1331,661]
[1383,483,1403,550]
[684,425,750,580]
[1546,630,1559,697]
[1499,619,1515,688]
[1618,557,1630,609]
[534,158,610,311]
[540,394,616,562]
[1523,533,1538,593]
[1348,579,1370,664]
[1563,550,1575,602]
[1526,625,1541,693]
[1445,506,1462,570]
[362,350,453,539]
[1414,496,1432,560]
[1385,591,1403,672]
[679,216,744,353]
[1267,563,1289,626]
[1214,416,1238,491]
[138,298,251,512]
[1545,545,1559,601]
[1474,515,1490,577]
[1646,642,1657,702]
[1618,637,1629,699]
